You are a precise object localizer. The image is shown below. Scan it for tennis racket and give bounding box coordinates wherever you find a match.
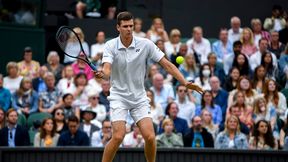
[55,26,97,71]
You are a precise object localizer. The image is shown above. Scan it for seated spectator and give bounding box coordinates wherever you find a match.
[52,108,68,134]
[201,110,218,140]
[249,119,278,150]
[261,52,278,79]
[90,31,106,68]
[146,17,169,43]
[61,93,80,120]
[264,5,286,32]
[122,123,145,148]
[64,27,89,64]
[57,115,90,146]
[170,44,188,68]
[85,91,106,126]
[0,74,11,112]
[251,18,270,49]
[32,66,48,93]
[146,90,163,126]
[133,18,146,38]
[215,115,248,149]
[208,53,226,86]
[186,26,211,64]
[44,51,64,83]
[183,116,214,148]
[212,28,233,62]
[98,80,110,113]
[240,27,257,57]
[223,67,240,92]
[0,109,30,146]
[252,65,266,94]
[79,107,100,142]
[87,70,103,96]
[156,118,183,147]
[279,115,288,149]
[195,90,222,126]
[268,31,285,59]
[71,54,94,80]
[164,28,182,59]
[150,73,174,111]
[72,73,90,109]
[223,41,242,75]
[75,0,101,19]
[17,46,40,79]
[12,77,38,117]
[91,119,112,147]
[0,108,5,130]
[194,64,211,91]
[174,85,195,126]
[278,43,288,81]
[178,53,199,82]
[144,64,159,90]
[228,16,243,43]
[38,72,62,114]
[3,61,23,94]
[232,53,251,77]
[34,118,60,147]
[57,65,76,95]
[158,102,188,136]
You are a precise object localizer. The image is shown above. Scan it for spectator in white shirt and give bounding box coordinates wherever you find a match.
[3,62,23,94]
[164,28,182,59]
[90,31,106,67]
[228,16,243,43]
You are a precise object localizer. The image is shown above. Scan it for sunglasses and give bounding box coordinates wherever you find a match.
[56,112,65,116]
[91,96,99,100]
[178,89,187,93]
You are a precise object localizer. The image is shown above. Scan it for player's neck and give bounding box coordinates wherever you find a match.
[120,36,133,48]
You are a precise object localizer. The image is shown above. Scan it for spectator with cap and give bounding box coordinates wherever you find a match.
[85,91,106,127]
[79,107,100,142]
[0,109,30,146]
[0,74,11,112]
[17,46,40,79]
[3,62,23,94]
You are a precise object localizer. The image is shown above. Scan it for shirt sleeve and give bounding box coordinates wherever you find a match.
[147,40,165,62]
[102,43,114,64]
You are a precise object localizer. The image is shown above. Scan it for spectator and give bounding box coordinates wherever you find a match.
[75,0,101,19]
[164,28,182,59]
[0,108,5,130]
[158,102,188,136]
[0,74,11,112]
[98,79,110,113]
[252,65,266,94]
[144,64,159,90]
[201,109,218,140]
[38,72,62,114]
[57,115,90,146]
[249,119,278,150]
[146,89,164,126]
[170,44,188,68]
[215,115,248,149]
[146,17,169,43]
[156,118,183,147]
[72,73,90,109]
[279,43,288,77]
[85,91,106,126]
[0,109,30,146]
[194,64,211,91]
[44,51,64,83]
[32,65,48,93]
[178,53,199,82]
[57,65,76,95]
[79,107,100,142]
[279,19,288,44]
[268,31,285,58]
[64,27,89,64]
[34,118,60,147]
[264,5,286,32]
[279,115,288,149]
[52,108,68,134]
[260,52,278,79]
[249,38,278,71]
[71,54,94,80]
[12,77,38,117]
[90,31,106,68]
[61,93,80,120]
[17,46,40,79]
[150,73,174,111]
[210,76,228,120]
[133,18,146,38]
[251,18,270,49]
[232,53,251,77]
[228,16,243,43]
[195,90,222,126]
[175,85,196,126]
[183,116,214,148]
[240,27,257,57]
[212,28,233,62]
[207,52,226,84]
[186,26,211,64]
[87,69,103,94]
[223,67,240,92]
[99,0,117,19]
[3,61,23,94]
[122,123,145,148]
[91,119,112,147]
[223,40,242,75]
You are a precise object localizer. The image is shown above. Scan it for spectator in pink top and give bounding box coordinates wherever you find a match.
[240,27,258,57]
[71,54,94,80]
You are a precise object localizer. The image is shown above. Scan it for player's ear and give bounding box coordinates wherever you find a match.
[116,24,120,32]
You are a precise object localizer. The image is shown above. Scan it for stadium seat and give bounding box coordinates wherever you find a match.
[27,112,52,129]
[17,113,27,127]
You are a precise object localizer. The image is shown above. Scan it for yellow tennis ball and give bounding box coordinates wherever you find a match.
[176,56,184,64]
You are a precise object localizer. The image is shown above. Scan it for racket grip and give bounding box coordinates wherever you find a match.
[88,62,97,71]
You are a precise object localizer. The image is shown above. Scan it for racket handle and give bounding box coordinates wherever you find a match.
[88,62,97,71]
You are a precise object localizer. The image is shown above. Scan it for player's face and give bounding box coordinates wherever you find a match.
[117,19,134,39]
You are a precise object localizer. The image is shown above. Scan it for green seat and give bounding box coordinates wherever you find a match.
[29,129,38,146]
[208,38,218,44]
[27,112,52,129]
[17,113,27,126]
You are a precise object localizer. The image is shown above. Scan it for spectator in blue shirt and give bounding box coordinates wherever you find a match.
[57,115,90,146]
[0,74,11,112]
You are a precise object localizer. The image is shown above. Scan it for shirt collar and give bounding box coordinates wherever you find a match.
[117,36,136,49]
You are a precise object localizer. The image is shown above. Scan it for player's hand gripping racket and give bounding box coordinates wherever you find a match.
[186,82,204,94]
[55,26,97,71]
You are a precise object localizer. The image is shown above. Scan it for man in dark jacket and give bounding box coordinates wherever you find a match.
[183,116,214,147]
[0,109,30,146]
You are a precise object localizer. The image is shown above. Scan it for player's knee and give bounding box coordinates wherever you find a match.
[112,133,125,143]
[143,133,156,143]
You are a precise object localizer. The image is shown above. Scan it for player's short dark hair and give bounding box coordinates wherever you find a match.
[117,11,134,25]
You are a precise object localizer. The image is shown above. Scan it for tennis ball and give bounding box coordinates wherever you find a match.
[176,56,184,64]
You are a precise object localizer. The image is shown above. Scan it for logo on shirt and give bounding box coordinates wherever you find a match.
[136,49,140,52]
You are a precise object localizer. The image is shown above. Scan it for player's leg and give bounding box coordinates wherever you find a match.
[101,120,126,162]
[137,117,156,162]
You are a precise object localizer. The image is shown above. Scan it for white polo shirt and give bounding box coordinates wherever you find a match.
[102,36,165,105]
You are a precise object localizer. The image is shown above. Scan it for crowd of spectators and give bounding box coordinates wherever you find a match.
[0,4,288,151]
